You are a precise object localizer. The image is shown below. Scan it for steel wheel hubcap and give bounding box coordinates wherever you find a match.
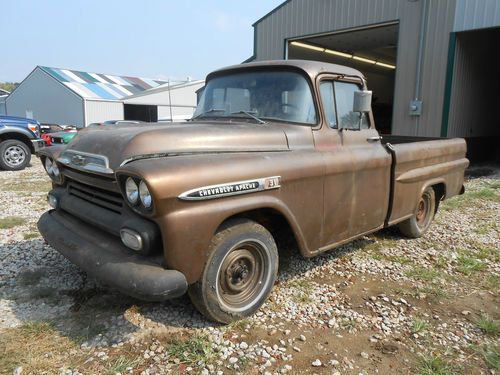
[4,146,26,166]
[217,240,270,311]
[416,194,430,228]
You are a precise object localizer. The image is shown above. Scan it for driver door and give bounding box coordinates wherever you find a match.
[317,78,391,249]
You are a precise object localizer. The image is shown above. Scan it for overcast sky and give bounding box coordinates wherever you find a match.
[1,0,284,83]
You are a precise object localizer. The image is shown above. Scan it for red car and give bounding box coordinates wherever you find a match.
[40,125,77,146]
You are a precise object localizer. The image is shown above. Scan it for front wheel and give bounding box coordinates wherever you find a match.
[188,218,278,323]
[398,187,436,238]
[0,140,31,171]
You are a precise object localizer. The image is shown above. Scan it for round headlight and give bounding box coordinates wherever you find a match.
[139,180,152,208]
[125,177,139,204]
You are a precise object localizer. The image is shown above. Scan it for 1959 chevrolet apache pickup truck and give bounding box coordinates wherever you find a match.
[37,60,468,323]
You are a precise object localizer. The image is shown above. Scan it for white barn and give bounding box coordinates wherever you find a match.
[6,66,202,126]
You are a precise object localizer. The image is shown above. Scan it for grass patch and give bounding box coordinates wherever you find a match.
[0,216,26,229]
[415,284,450,299]
[340,318,356,333]
[0,179,52,193]
[468,188,499,202]
[0,320,82,373]
[167,335,215,367]
[412,319,430,334]
[226,317,254,332]
[23,231,40,240]
[474,344,500,371]
[288,279,314,304]
[20,320,55,336]
[104,355,143,375]
[442,186,500,211]
[476,315,499,336]
[434,256,448,269]
[416,355,452,375]
[481,274,500,291]
[405,266,440,282]
[476,245,500,263]
[456,254,486,276]
[486,181,500,190]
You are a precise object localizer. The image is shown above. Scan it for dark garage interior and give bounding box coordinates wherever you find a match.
[447,27,500,162]
[124,104,158,122]
[287,23,398,135]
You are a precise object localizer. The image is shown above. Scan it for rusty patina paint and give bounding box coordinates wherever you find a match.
[38,60,468,285]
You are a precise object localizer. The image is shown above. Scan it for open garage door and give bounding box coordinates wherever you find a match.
[287,23,398,134]
[447,27,500,162]
[124,104,158,122]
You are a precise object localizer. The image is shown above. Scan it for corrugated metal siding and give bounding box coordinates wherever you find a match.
[454,0,500,32]
[6,67,84,126]
[85,100,123,126]
[418,0,457,137]
[254,0,457,137]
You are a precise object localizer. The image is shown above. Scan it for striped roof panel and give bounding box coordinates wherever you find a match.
[40,66,168,100]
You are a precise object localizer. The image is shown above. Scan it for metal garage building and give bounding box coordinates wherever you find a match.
[248,0,500,160]
[5,66,202,127]
[123,80,204,122]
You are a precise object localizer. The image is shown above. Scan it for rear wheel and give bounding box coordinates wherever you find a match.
[188,218,278,323]
[0,140,31,171]
[398,187,436,238]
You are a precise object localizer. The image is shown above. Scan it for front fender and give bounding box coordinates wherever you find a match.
[156,194,309,284]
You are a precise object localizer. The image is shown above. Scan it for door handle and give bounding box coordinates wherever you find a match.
[366,136,382,142]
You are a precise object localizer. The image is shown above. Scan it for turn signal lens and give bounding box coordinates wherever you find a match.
[139,180,152,208]
[125,177,139,204]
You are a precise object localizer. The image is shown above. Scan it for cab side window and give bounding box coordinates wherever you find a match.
[319,81,337,128]
[334,81,370,130]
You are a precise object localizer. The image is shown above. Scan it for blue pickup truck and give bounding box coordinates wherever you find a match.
[0,115,45,171]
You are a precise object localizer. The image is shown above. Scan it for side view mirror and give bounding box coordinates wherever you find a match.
[353,90,372,113]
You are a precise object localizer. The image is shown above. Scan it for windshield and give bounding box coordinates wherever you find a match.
[193,70,317,125]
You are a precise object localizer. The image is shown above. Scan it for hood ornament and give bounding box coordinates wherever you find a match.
[58,150,113,174]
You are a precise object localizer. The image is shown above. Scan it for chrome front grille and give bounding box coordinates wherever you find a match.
[67,180,123,214]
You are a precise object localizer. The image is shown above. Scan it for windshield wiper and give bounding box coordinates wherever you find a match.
[230,110,266,124]
[190,108,225,120]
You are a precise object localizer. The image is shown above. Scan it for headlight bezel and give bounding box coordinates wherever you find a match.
[119,174,154,213]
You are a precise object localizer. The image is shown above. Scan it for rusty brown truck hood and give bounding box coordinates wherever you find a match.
[64,122,291,170]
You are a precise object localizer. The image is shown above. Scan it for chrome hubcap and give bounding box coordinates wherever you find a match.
[4,146,26,167]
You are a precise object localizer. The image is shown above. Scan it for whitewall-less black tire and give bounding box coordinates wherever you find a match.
[188,218,278,323]
[398,187,436,238]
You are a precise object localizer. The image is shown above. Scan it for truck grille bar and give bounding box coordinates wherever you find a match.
[67,180,123,214]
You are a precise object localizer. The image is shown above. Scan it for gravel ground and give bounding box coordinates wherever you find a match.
[0,160,498,375]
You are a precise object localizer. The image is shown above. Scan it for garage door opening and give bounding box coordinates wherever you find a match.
[287,23,398,134]
[448,27,500,162]
[124,104,158,122]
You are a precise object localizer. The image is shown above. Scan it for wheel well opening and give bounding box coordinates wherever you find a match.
[218,209,300,256]
[0,132,34,153]
[431,183,446,212]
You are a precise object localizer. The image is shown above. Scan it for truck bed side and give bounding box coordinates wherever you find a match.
[385,138,468,225]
